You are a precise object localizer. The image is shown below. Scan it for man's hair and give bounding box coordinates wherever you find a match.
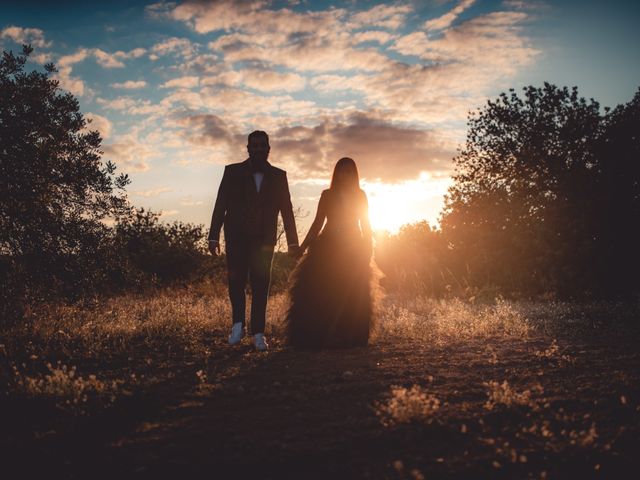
[248,130,269,145]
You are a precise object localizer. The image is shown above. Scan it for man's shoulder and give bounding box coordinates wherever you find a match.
[222,161,249,179]
[225,160,249,171]
[269,164,287,176]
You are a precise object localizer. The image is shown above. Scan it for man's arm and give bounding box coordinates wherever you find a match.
[279,172,299,252]
[208,167,229,255]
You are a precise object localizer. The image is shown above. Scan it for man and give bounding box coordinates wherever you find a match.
[208,131,299,351]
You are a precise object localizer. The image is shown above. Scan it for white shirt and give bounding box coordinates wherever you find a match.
[253,171,264,193]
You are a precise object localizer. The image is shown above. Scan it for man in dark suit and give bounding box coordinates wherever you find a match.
[208,130,299,351]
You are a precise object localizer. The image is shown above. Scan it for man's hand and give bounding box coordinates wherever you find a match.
[208,240,221,256]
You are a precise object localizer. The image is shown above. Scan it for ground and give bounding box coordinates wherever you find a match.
[1,292,639,479]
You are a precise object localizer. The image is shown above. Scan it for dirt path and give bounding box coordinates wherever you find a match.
[4,329,640,479]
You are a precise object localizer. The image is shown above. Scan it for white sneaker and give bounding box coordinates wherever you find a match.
[228,322,245,345]
[253,333,269,351]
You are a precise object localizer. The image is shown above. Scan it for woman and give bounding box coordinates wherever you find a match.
[286,157,377,348]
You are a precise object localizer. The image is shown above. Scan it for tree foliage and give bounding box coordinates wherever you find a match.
[113,208,210,286]
[440,83,640,297]
[375,222,450,296]
[0,45,130,310]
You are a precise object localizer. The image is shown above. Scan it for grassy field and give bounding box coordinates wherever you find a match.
[1,287,639,479]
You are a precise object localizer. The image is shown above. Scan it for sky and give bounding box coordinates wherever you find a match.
[2,0,639,234]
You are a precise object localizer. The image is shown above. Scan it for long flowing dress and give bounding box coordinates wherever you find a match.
[285,188,377,348]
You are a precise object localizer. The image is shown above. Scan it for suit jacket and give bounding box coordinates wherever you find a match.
[208,159,299,247]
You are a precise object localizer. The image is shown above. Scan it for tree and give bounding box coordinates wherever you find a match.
[113,208,208,286]
[374,221,449,295]
[0,45,130,313]
[596,88,640,295]
[441,83,639,297]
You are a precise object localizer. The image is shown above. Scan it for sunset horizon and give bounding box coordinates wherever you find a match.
[2,0,639,234]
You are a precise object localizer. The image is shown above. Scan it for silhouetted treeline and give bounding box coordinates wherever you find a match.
[380,84,640,299]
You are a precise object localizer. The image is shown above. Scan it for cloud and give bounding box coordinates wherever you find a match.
[403,11,538,75]
[145,2,179,19]
[153,108,454,182]
[96,96,165,115]
[57,47,145,68]
[241,69,306,93]
[158,0,536,130]
[102,133,158,172]
[170,113,240,148]
[352,30,396,45]
[202,68,306,93]
[150,37,198,59]
[0,25,51,48]
[58,48,90,67]
[54,47,146,96]
[161,75,200,89]
[31,52,53,64]
[271,112,455,182]
[392,31,429,57]
[424,0,476,31]
[111,80,147,89]
[385,10,539,119]
[159,89,205,111]
[349,4,412,30]
[163,0,345,36]
[141,1,538,113]
[179,195,204,206]
[131,187,172,197]
[94,1,540,188]
[93,47,146,68]
[209,31,392,73]
[502,0,549,10]
[193,86,319,120]
[84,112,113,140]
[309,74,369,94]
[55,66,87,96]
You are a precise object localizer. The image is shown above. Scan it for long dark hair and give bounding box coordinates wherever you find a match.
[330,157,360,193]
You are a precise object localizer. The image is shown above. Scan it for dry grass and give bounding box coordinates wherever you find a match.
[1,288,637,410]
[483,380,542,410]
[374,295,531,343]
[3,291,535,369]
[11,362,123,411]
[375,384,441,426]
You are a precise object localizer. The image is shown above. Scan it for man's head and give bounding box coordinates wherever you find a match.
[247,130,270,165]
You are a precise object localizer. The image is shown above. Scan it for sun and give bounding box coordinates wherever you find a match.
[367,192,409,233]
[363,174,452,233]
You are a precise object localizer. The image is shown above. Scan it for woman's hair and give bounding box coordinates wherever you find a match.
[330,157,360,192]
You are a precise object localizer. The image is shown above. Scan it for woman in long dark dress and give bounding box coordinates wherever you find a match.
[286,157,376,348]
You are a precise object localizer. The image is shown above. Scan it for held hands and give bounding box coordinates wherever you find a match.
[208,240,221,256]
[288,244,303,259]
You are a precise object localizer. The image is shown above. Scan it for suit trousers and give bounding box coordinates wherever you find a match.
[225,237,275,335]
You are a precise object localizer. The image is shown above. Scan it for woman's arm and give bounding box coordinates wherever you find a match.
[359,190,373,256]
[300,190,328,252]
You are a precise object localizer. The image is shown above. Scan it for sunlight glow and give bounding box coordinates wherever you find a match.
[363,173,452,233]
